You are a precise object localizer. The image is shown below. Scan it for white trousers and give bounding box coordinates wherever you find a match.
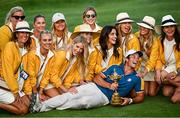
[40,82,109,112]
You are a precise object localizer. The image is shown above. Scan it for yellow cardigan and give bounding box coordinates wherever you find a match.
[24,49,66,95]
[156,38,180,70]
[134,32,160,71]
[94,46,123,74]
[0,24,13,77]
[1,42,29,94]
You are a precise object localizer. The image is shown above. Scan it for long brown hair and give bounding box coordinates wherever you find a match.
[160,26,180,51]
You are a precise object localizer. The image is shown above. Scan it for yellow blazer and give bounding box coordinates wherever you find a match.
[135,32,160,71]
[156,38,180,70]
[95,46,123,74]
[24,49,65,95]
[1,42,29,94]
[0,24,13,77]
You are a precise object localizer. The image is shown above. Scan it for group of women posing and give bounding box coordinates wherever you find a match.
[0,6,179,115]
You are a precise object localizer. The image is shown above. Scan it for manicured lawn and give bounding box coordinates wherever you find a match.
[0,92,180,117]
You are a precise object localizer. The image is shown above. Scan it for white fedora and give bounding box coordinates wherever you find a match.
[116,12,134,24]
[15,21,32,33]
[52,12,66,23]
[155,15,179,34]
[137,16,155,30]
[70,23,100,39]
[161,15,177,26]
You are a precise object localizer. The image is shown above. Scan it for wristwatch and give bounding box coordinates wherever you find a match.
[128,98,133,104]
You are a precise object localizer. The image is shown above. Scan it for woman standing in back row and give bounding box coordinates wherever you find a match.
[0,6,25,77]
[82,7,102,46]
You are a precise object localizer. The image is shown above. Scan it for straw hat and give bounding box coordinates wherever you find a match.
[70,24,100,39]
[116,12,134,24]
[15,21,32,33]
[52,12,66,23]
[155,15,179,34]
[137,16,155,30]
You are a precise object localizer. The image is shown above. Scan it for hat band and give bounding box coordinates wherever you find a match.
[16,27,30,31]
[117,17,131,22]
[142,21,154,28]
[162,19,176,25]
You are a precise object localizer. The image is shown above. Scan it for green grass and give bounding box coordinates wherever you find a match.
[0,93,180,117]
[0,0,180,117]
[0,0,180,32]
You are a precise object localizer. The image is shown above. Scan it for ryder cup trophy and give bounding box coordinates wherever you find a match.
[108,69,123,106]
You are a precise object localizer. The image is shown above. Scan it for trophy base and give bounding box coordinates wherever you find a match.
[111,92,123,106]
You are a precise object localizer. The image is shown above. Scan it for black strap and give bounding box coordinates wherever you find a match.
[162,19,176,25]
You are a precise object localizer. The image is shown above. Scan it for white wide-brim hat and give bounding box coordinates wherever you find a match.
[15,21,32,33]
[155,15,179,34]
[116,12,134,24]
[137,16,155,30]
[125,49,143,58]
[70,23,100,39]
[52,12,66,23]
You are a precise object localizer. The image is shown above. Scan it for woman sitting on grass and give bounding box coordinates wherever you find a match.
[0,21,33,115]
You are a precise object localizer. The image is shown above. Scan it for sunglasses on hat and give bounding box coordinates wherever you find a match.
[85,14,96,18]
[12,15,25,20]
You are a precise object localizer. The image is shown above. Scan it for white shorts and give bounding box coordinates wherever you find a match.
[0,89,15,104]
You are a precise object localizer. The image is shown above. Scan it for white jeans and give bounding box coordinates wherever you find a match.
[40,82,109,112]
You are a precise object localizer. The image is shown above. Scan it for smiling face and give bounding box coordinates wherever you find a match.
[33,17,46,33]
[84,10,96,25]
[139,26,150,36]
[10,11,24,29]
[126,53,140,68]
[72,42,84,56]
[54,20,66,31]
[16,32,30,45]
[40,33,53,51]
[107,28,117,47]
[163,25,175,38]
[120,22,132,35]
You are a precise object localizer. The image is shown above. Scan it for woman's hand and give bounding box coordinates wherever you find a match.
[155,70,161,84]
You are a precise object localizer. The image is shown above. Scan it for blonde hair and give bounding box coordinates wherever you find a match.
[71,35,88,81]
[51,20,69,49]
[5,6,24,24]
[139,30,154,54]
[116,23,132,52]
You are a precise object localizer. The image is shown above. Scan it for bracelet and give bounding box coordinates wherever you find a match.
[128,98,133,104]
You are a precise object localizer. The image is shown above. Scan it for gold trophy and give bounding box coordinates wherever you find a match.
[108,68,123,106]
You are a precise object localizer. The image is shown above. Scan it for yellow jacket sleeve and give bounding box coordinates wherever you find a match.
[2,42,20,94]
[86,49,98,81]
[145,37,160,71]
[127,34,140,51]
[175,48,180,69]
[0,25,12,77]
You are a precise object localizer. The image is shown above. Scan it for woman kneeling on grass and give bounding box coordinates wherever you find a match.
[25,31,69,111]
[155,15,180,103]
[0,21,33,115]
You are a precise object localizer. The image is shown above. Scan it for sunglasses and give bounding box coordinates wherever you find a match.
[85,14,96,18]
[12,15,25,20]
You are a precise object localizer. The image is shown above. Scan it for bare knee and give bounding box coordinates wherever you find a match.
[171,95,179,104]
